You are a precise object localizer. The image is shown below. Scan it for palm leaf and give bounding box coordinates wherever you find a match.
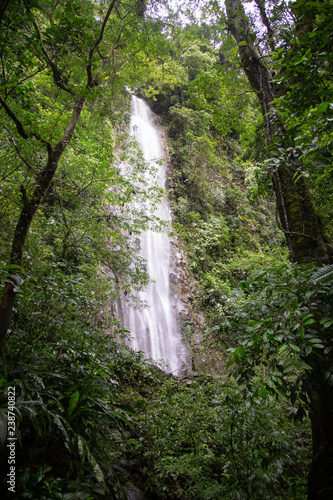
[311,264,333,284]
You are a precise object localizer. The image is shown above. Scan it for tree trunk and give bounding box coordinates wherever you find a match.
[0,0,119,352]
[225,0,332,266]
[225,1,333,497]
[0,282,16,351]
[308,382,333,499]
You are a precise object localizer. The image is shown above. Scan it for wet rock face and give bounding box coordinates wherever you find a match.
[113,460,148,500]
[162,130,225,376]
[126,486,147,500]
[169,232,209,374]
[154,118,224,375]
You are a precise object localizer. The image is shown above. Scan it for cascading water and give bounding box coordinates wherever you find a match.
[120,96,187,375]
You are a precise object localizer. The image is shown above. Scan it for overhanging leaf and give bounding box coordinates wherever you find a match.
[68,391,80,418]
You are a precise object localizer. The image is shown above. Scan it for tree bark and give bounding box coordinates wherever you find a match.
[225,1,333,498]
[308,382,333,499]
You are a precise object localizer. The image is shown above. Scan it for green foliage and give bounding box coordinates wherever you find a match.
[0,307,311,500]
[120,374,309,499]
[0,3,175,497]
[269,1,333,233]
[181,43,215,82]
[137,12,288,327]
[0,2,325,498]
[311,264,333,285]
[221,264,333,416]
[172,180,285,324]
[0,308,136,498]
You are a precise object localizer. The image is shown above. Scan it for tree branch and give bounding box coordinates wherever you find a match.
[23,0,74,95]
[6,65,48,99]
[95,0,118,49]
[113,3,138,50]
[0,53,6,97]
[87,0,118,87]
[0,0,11,25]
[254,0,275,51]
[0,95,29,139]
[0,166,21,182]
[0,95,53,154]
[4,127,35,172]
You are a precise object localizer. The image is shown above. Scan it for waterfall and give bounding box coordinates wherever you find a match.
[120,96,187,375]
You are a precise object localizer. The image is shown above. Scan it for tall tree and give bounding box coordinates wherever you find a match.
[225,0,333,498]
[0,0,147,352]
[225,0,332,266]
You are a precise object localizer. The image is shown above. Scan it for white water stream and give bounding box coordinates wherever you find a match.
[120,96,187,374]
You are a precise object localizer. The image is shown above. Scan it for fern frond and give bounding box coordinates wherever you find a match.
[311,264,333,285]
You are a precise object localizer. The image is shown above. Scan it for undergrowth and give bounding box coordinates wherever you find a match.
[1,321,310,499]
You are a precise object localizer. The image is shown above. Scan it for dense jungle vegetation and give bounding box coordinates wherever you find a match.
[0,0,332,499]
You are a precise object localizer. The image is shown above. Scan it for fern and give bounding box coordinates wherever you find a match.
[311,264,333,284]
